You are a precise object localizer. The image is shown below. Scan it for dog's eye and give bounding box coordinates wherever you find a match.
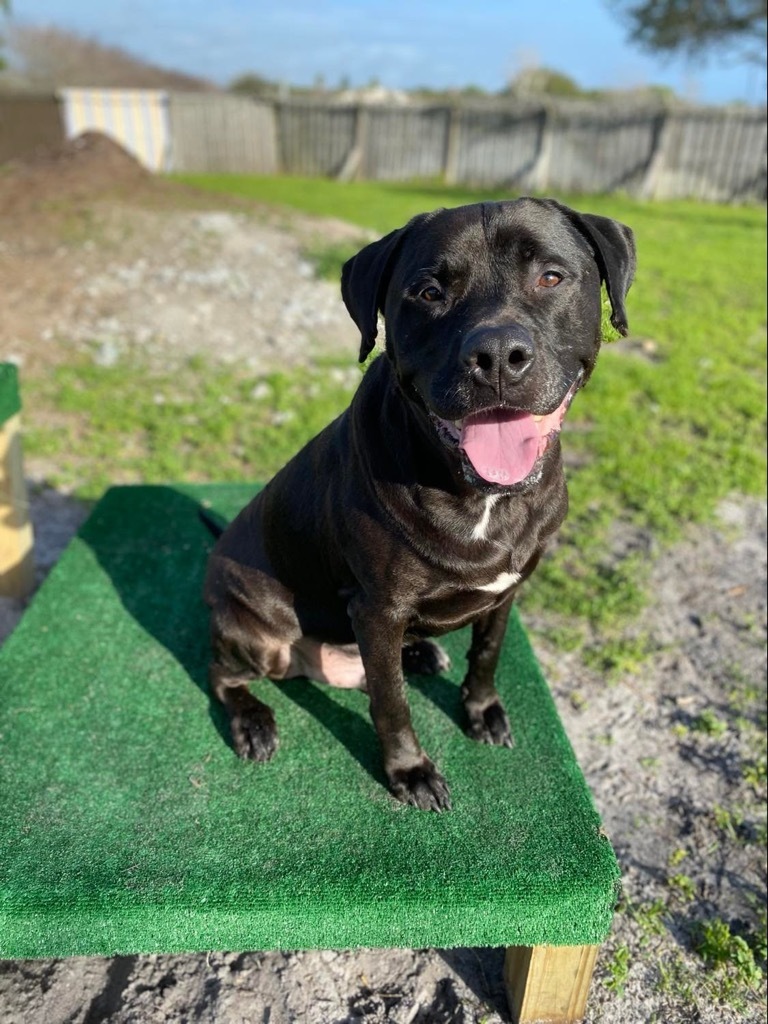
[538,271,563,288]
[419,286,444,302]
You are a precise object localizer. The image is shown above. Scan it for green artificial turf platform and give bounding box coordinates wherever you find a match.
[0,363,21,425]
[0,484,620,959]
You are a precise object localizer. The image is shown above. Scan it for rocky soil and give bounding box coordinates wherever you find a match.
[0,136,765,1023]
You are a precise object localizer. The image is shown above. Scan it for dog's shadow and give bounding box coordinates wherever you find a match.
[81,486,465,789]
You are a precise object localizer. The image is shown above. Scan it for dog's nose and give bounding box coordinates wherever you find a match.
[461,324,535,385]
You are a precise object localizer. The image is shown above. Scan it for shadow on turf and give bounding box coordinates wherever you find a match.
[81,484,465,794]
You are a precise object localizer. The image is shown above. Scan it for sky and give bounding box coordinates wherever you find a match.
[7,0,766,106]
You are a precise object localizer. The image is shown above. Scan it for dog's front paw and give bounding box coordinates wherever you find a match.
[388,756,452,812]
[229,702,279,762]
[463,696,515,748]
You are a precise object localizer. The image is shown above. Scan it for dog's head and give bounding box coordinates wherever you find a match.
[342,198,636,492]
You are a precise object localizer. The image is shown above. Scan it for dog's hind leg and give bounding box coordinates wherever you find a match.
[208,584,301,762]
[210,662,279,762]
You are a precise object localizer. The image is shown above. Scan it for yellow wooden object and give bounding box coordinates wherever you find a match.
[504,944,599,1024]
[0,412,34,598]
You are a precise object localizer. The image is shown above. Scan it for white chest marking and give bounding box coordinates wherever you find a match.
[471,495,501,541]
[477,571,522,594]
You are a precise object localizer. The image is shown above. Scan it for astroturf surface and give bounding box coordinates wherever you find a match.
[0,364,20,425]
[0,484,619,959]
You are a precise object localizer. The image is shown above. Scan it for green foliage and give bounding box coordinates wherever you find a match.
[694,918,764,993]
[582,632,654,677]
[503,67,584,98]
[668,847,688,867]
[302,239,365,281]
[604,943,631,995]
[622,892,766,1010]
[0,0,9,72]
[624,895,669,939]
[228,72,277,97]
[668,873,697,902]
[692,709,729,737]
[610,0,767,63]
[743,754,767,790]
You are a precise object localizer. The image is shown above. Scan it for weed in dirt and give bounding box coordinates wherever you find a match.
[668,873,697,903]
[692,709,729,738]
[742,755,767,791]
[693,918,764,1004]
[617,892,767,1014]
[582,631,656,678]
[626,897,669,941]
[603,943,631,996]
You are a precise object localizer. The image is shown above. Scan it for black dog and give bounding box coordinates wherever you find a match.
[204,198,635,811]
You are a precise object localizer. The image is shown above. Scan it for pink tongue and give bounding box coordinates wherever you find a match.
[460,409,540,485]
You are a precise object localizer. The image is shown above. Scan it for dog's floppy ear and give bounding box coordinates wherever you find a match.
[341,223,413,363]
[556,205,637,337]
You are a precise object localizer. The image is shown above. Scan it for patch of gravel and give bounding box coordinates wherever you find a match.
[71,210,362,371]
[1,206,363,376]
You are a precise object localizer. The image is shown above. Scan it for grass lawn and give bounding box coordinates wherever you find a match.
[27,177,767,633]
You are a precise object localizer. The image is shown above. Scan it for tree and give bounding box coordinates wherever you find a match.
[5,23,216,90]
[503,66,583,98]
[229,72,277,97]
[0,1,10,72]
[609,0,767,63]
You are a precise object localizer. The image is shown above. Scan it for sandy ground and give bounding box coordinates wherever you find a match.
[0,137,765,1023]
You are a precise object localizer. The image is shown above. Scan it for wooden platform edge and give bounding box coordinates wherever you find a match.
[504,943,600,1023]
[0,412,35,599]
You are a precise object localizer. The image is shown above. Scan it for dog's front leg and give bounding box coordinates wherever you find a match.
[349,600,452,811]
[461,594,515,748]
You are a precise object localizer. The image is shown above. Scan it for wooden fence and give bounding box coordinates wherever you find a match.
[0,93,64,165]
[0,91,765,202]
[274,100,767,202]
[167,93,277,174]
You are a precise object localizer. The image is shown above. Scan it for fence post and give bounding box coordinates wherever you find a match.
[270,99,283,175]
[528,104,554,193]
[337,104,369,181]
[444,105,461,185]
[640,110,672,200]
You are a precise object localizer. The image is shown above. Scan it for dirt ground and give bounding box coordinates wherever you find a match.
[0,137,765,1023]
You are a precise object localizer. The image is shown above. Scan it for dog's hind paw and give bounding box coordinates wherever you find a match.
[389,756,452,812]
[230,703,279,762]
[464,698,515,748]
[401,639,451,676]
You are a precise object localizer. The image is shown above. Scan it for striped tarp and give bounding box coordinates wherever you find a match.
[58,88,170,171]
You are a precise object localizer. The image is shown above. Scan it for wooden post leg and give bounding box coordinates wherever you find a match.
[0,412,34,599]
[504,944,599,1024]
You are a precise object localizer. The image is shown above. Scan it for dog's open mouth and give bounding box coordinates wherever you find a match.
[432,375,582,486]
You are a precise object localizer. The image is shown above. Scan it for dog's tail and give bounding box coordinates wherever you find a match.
[198,506,228,539]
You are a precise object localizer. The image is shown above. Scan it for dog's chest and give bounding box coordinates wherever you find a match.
[410,573,515,635]
[404,495,541,629]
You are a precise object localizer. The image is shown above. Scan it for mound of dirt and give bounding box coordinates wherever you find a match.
[0,131,149,217]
